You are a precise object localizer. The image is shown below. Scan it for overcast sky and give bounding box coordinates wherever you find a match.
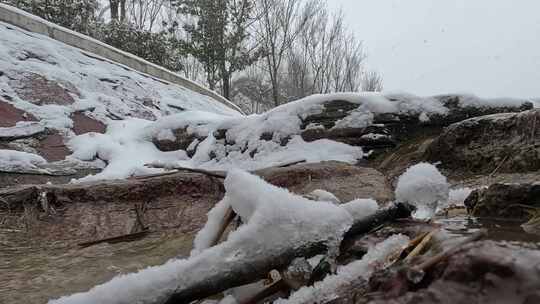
[330,0,540,98]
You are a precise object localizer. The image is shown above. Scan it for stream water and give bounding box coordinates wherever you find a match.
[1,216,539,304]
[0,231,194,304]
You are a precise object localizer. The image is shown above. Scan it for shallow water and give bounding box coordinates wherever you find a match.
[0,230,194,304]
[435,215,540,247]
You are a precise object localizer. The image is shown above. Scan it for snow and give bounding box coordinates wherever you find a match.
[395,163,450,219]
[276,234,409,304]
[49,170,355,304]
[67,119,189,183]
[341,199,379,221]
[361,133,390,140]
[191,198,232,256]
[0,3,242,113]
[65,89,532,182]
[0,121,45,139]
[448,187,473,206]
[0,20,240,141]
[0,149,47,172]
[458,94,531,108]
[435,187,473,213]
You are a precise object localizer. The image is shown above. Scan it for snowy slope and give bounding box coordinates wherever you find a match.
[0,20,240,173]
[0,21,239,128]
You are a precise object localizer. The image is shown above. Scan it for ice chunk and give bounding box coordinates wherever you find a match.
[395,163,449,219]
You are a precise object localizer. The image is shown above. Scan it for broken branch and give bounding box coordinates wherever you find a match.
[163,202,414,304]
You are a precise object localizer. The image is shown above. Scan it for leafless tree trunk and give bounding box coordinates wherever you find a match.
[109,0,127,22]
[362,70,384,92]
[110,0,119,21]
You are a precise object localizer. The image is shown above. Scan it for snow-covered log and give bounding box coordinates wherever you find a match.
[49,170,413,304]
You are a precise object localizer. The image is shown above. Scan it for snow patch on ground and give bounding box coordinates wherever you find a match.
[0,121,45,139]
[0,149,47,171]
[67,119,188,182]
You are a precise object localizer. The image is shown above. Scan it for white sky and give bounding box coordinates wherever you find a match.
[330,0,540,98]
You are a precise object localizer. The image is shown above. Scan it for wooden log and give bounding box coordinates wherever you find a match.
[209,207,236,247]
[163,202,414,304]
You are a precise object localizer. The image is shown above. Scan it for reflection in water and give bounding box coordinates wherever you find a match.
[435,215,540,245]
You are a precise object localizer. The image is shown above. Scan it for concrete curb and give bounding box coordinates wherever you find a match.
[0,3,244,114]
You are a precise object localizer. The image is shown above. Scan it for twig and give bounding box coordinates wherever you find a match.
[145,164,226,179]
[133,170,181,180]
[404,229,438,263]
[275,159,306,168]
[141,159,306,180]
[209,207,237,247]
[487,155,509,183]
[412,229,486,272]
[78,229,151,248]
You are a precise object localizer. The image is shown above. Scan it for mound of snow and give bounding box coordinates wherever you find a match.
[64,90,532,182]
[395,163,450,219]
[67,119,189,182]
[0,149,46,171]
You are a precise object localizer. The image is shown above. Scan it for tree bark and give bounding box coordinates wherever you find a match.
[120,0,127,22]
[110,0,119,21]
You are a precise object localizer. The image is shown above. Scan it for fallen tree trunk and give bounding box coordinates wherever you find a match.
[163,202,414,304]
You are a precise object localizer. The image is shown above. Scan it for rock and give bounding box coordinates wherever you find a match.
[71,113,107,135]
[259,161,394,203]
[150,95,532,163]
[425,109,540,173]
[0,161,392,244]
[426,95,533,125]
[300,96,532,153]
[153,127,203,152]
[0,99,37,127]
[8,72,76,105]
[366,241,540,304]
[71,112,106,135]
[464,183,540,219]
[36,132,71,161]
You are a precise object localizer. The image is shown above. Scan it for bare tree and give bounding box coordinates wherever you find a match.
[127,0,167,31]
[361,70,384,92]
[255,0,321,106]
[109,0,127,22]
[231,65,273,113]
[281,5,368,100]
